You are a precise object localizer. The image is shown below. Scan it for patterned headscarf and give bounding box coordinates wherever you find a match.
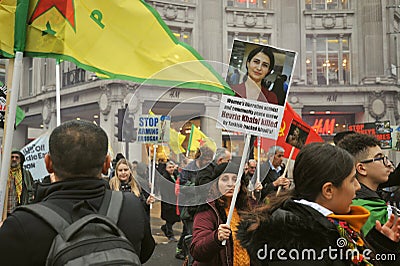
[10,164,23,203]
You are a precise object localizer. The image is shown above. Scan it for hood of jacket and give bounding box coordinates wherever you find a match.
[237,199,340,263]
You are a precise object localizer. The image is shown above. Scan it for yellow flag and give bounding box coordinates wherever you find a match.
[169,128,186,154]
[24,0,233,95]
[0,0,29,57]
[0,0,16,57]
[149,110,186,154]
[188,124,216,152]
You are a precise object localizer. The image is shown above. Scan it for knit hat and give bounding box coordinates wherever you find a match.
[212,162,240,180]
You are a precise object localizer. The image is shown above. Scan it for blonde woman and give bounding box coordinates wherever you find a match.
[109,159,155,216]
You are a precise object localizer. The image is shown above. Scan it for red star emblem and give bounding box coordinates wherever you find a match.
[29,0,76,29]
[197,138,206,146]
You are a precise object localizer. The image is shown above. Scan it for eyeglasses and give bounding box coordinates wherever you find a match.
[360,155,390,167]
[249,166,256,169]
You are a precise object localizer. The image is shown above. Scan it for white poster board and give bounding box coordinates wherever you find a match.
[137,115,171,144]
[21,134,50,180]
[219,40,298,140]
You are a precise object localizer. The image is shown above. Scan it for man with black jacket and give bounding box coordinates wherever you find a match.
[0,120,155,265]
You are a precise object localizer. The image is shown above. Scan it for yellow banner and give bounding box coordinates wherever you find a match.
[0,0,16,57]
[24,0,233,94]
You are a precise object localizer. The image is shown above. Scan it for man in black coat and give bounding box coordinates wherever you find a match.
[0,120,155,265]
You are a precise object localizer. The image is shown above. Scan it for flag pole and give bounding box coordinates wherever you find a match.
[55,59,61,126]
[150,144,157,209]
[0,52,24,220]
[256,137,261,184]
[186,124,194,157]
[276,146,295,196]
[222,133,251,245]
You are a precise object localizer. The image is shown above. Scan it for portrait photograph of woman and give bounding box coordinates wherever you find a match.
[227,40,297,107]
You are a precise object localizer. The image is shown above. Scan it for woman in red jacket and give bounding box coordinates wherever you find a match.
[190,162,252,266]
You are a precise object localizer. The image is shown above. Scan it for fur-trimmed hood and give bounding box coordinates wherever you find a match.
[237,200,341,265]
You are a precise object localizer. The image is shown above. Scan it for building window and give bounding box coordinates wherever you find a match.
[171,28,192,45]
[27,58,34,96]
[305,0,351,10]
[306,35,350,85]
[227,32,270,64]
[228,0,271,9]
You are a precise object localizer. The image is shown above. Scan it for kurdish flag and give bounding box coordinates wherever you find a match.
[0,0,29,57]
[169,128,186,154]
[22,0,233,94]
[187,124,216,152]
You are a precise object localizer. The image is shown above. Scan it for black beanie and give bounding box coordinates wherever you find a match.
[212,162,240,180]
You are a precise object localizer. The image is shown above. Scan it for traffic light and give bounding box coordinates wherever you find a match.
[123,116,137,142]
[115,108,126,141]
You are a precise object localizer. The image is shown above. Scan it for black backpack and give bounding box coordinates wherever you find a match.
[18,190,141,266]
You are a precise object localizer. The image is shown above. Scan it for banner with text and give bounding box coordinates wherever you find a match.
[21,134,49,180]
[218,40,297,140]
[218,96,283,139]
[348,121,392,149]
[137,115,171,144]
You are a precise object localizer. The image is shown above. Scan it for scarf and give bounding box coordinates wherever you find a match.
[225,206,250,266]
[10,165,23,203]
[327,206,373,265]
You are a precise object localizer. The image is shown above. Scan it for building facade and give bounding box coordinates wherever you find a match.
[3,0,400,162]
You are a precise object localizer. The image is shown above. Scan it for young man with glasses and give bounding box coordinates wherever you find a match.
[337,133,394,234]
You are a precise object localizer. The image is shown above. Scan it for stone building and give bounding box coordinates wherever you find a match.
[2,0,399,162]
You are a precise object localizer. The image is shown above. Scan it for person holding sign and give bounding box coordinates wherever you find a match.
[257,146,290,201]
[237,143,400,265]
[190,162,252,266]
[231,46,278,104]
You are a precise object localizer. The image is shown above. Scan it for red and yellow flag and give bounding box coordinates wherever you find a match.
[187,124,216,152]
[260,103,324,159]
[22,0,233,94]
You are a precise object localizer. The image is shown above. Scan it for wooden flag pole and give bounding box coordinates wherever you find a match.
[276,146,295,196]
[0,52,24,221]
[222,134,251,245]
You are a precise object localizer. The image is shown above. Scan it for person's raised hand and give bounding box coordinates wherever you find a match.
[375,214,400,242]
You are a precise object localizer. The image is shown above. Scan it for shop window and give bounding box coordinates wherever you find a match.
[306,35,350,85]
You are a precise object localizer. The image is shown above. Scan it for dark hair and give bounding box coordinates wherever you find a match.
[337,133,380,162]
[241,143,354,232]
[49,120,108,179]
[212,162,250,211]
[11,150,25,166]
[333,130,355,145]
[244,46,275,88]
[292,142,355,201]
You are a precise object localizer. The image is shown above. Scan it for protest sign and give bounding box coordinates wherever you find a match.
[21,134,49,180]
[137,115,170,144]
[348,121,392,149]
[218,40,297,140]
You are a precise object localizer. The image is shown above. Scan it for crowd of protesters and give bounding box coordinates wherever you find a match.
[0,120,399,265]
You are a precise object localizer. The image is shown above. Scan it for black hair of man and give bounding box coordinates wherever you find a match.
[336,133,380,162]
[333,130,355,145]
[49,120,108,180]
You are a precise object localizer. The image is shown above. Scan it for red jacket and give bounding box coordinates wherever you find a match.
[190,201,234,266]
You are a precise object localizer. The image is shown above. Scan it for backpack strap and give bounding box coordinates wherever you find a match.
[98,190,123,223]
[17,204,70,234]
